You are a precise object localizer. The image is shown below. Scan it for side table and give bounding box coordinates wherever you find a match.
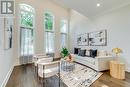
[110,61,125,79]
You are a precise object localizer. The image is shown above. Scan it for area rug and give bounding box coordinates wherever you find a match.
[60,63,103,87]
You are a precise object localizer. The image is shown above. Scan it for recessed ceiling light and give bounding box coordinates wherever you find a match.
[97,3,101,7]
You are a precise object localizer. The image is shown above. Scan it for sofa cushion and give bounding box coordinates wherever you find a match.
[90,49,97,58]
[78,49,86,57]
[75,55,96,65]
[74,48,81,54]
[85,50,90,57]
[97,50,107,57]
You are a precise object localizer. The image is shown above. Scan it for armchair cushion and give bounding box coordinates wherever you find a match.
[34,57,53,66]
[38,67,59,78]
[38,61,60,78]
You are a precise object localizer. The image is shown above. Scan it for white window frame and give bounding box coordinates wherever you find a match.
[20,4,35,29]
[19,4,35,56]
[44,11,55,54]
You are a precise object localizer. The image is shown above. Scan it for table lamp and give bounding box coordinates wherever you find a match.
[112,48,122,59]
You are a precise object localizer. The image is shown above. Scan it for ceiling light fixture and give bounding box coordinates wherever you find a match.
[97,3,101,7]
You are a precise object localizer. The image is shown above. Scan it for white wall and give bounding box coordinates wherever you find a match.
[0,0,69,86]
[14,0,70,65]
[69,5,130,72]
[0,18,15,87]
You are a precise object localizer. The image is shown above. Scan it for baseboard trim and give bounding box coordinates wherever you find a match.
[1,65,14,87]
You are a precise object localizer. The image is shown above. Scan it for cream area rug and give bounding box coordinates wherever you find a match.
[60,63,103,87]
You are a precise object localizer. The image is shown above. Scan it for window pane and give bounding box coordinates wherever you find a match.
[20,28,34,56]
[60,20,67,33]
[20,4,34,12]
[21,11,34,28]
[45,32,54,53]
[60,20,68,48]
[44,12,54,31]
[61,34,67,48]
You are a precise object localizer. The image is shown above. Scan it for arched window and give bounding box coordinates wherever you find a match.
[20,4,34,28]
[19,4,35,64]
[44,11,55,54]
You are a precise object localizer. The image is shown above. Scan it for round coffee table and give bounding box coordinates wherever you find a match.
[61,59,75,72]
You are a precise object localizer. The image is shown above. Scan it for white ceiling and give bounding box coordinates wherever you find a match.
[52,0,130,17]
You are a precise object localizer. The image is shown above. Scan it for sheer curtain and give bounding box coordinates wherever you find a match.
[45,31,55,57]
[60,20,68,48]
[20,27,34,64]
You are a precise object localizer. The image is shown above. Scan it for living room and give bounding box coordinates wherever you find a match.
[0,0,130,87]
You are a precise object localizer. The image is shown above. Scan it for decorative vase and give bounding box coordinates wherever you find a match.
[65,55,72,62]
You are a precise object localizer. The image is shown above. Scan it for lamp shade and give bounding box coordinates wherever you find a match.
[112,48,122,55]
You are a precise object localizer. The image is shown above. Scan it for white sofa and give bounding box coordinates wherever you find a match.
[74,54,114,71]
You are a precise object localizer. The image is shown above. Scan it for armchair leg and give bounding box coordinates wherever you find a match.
[37,64,38,77]
[43,65,45,87]
[34,63,36,73]
[59,73,60,87]
[43,78,45,87]
[58,62,60,87]
[34,66,36,73]
[37,77,41,83]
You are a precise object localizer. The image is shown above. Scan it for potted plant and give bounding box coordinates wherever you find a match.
[61,48,73,62]
[61,47,70,59]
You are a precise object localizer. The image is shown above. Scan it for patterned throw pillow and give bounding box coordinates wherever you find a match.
[74,48,81,54]
[85,50,90,57]
[90,49,97,58]
[78,49,86,57]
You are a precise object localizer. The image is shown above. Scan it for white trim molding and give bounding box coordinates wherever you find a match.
[0,65,14,87]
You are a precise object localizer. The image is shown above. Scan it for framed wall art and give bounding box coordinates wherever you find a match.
[89,30,107,46]
[4,18,13,50]
[77,33,89,46]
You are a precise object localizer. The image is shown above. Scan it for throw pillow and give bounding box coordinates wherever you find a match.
[78,49,86,57]
[85,50,90,57]
[74,48,80,54]
[90,49,97,58]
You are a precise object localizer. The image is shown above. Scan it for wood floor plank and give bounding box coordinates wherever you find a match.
[6,64,130,87]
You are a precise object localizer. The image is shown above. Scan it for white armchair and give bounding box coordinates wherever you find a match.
[37,61,60,87]
[34,57,53,74]
[33,54,49,62]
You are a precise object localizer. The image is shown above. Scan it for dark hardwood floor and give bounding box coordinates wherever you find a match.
[6,64,130,87]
